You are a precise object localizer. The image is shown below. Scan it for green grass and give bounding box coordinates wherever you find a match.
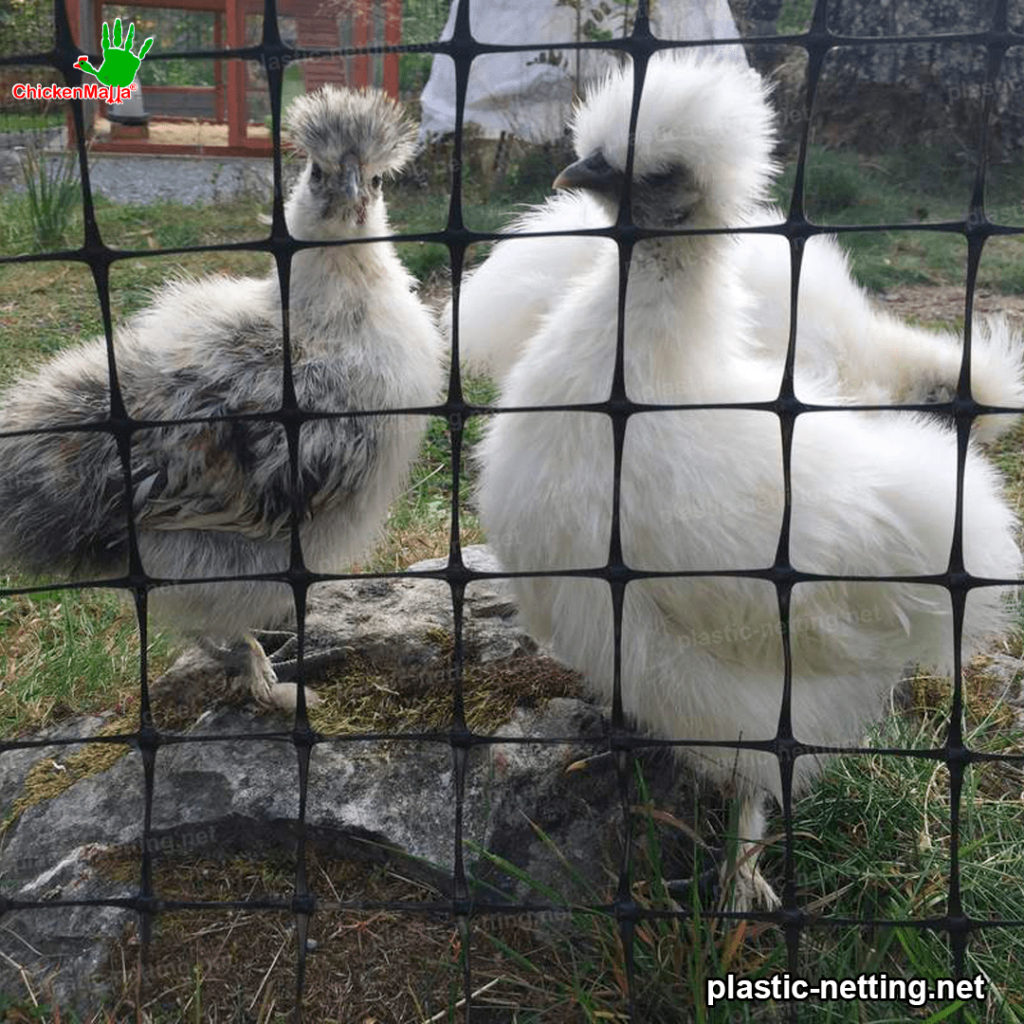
[399,0,450,93]
[0,581,173,736]
[0,109,65,133]
[776,0,814,34]
[0,195,271,387]
[454,678,1024,1024]
[0,144,544,288]
[388,135,560,278]
[272,648,1024,1024]
[17,143,80,251]
[464,770,789,1024]
[773,144,1024,293]
[780,684,1024,1023]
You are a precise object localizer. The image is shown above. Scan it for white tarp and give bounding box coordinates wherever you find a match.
[419,0,745,141]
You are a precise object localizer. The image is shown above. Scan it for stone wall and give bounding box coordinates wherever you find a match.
[730,0,1024,155]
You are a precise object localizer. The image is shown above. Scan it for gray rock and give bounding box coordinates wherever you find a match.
[0,148,23,190]
[746,0,1024,155]
[0,547,686,1014]
[302,544,539,675]
[0,845,134,1013]
[0,715,108,822]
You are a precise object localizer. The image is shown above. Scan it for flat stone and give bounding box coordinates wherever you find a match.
[0,547,685,1014]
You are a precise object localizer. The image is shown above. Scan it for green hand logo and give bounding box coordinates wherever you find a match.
[75,18,153,87]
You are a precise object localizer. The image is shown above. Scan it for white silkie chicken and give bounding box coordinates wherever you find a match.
[450,159,1024,444]
[0,86,443,710]
[475,55,1022,908]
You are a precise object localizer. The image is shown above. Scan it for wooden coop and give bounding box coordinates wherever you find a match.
[65,0,401,154]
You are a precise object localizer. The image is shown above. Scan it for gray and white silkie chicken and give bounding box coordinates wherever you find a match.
[0,86,443,710]
[473,55,1023,908]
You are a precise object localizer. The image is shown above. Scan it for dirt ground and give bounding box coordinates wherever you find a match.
[92,116,271,148]
[876,283,1024,331]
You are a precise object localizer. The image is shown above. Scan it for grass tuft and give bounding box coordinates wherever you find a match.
[18,144,80,252]
[0,583,173,736]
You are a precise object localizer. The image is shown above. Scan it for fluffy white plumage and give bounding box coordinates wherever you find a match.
[473,55,1023,907]
[450,182,1024,444]
[0,85,443,709]
[738,228,1024,443]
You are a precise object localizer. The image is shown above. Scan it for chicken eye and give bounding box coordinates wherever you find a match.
[582,150,613,175]
[643,170,676,189]
[371,175,382,190]
[310,162,323,183]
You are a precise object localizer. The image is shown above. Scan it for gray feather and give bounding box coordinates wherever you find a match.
[0,84,443,661]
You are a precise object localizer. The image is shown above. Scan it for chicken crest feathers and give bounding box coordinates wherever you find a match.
[286,85,417,176]
[571,53,779,219]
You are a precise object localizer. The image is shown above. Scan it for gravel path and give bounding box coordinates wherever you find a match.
[5,150,279,206]
[80,154,276,205]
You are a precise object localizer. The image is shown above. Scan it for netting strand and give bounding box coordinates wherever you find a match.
[1,0,1023,1018]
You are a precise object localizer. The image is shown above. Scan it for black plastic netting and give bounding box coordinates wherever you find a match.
[1,0,1023,1020]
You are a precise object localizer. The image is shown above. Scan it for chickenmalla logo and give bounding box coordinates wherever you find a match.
[10,18,153,105]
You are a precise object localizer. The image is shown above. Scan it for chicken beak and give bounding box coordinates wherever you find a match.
[553,156,624,197]
[340,154,362,202]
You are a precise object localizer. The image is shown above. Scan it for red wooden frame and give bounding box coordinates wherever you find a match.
[64,0,402,155]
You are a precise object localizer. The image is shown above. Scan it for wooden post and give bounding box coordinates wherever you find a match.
[213,10,225,123]
[64,0,84,145]
[226,0,245,145]
[383,0,400,98]
[351,0,369,89]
